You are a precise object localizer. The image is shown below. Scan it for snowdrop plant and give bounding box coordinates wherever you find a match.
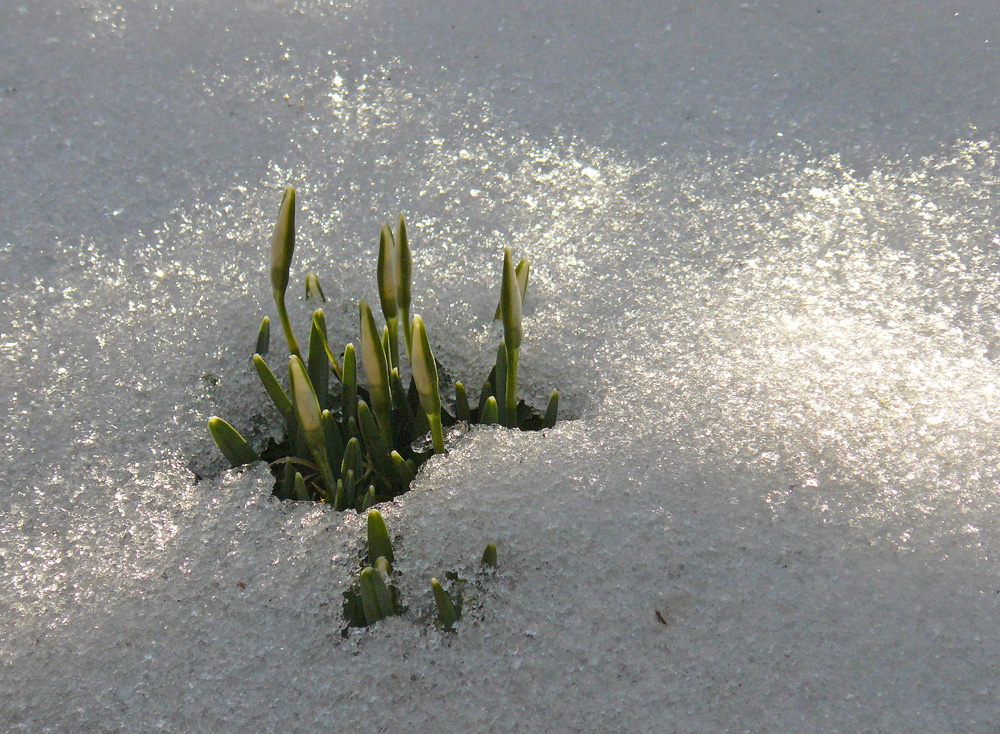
[342,510,401,628]
[208,186,559,509]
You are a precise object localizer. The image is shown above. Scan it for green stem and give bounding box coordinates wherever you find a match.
[428,412,445,454]
[505,346,519,428]
[274,289,301,358]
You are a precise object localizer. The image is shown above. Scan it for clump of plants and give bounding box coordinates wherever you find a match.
[341,510,498,632]
[208,186,559,510]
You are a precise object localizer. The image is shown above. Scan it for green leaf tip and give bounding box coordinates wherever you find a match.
[411,315,445,453]
[455,381,471,422]
[293,471,310,501]
[289,355,322,438]
[359,299,392,442]
[481,543,498,568]
[305,271,326,302]
[543,389,559,428]
[481,396,499,425]
[208,416,260,467]
[396,214,413,359]
[359,567,397,625]
[255,316,270,355]
[431,577,460,629]
[367,509,394,568]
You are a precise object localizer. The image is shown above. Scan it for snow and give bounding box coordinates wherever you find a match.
[3,1,1000,731]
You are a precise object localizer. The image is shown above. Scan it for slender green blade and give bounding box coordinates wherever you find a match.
[252,354,294,422]
[305,272,326,302]
[208,417,260,466]
[367,509,394,567]
[411,315,441,417]
[357,399,394,480]
[495,341,508,427]
[370,559,397,617]
[342,343,357,422]
[455,381,471,422]
[390,450,416,486]
[360,485,376,511]
[308,310,329,407]
[359,300,392,443]
[293,471,310,501]
[396,214,413,360]
[254,316,270,356]
[431,577,460,629]
[543,389,559,428]
[359,569,384,625]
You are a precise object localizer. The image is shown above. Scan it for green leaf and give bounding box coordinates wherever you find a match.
[252,354,294,422]
[359,299,392,444]
[543,389,559,429]
[360,485,376,511]
[455,381,471,422]
[359,568,384,625]
[289,355,338,494]
[342,343,357,422]
[390,367,415,440]
[254,316,270,356]
[341,437,361,484]
[357,399,394,482]
[371,557,398,617]
[494,341,507,426]
[431,577,460,629]
[343,469,355,510]
[367,509,394,567]
[396,214,413,360]
[293,471,310,501]
[480,396,499,425]
[308,310,329,407]
[305,272,326,302]
[208,417,260,467]
[390,450,416,486]
[477,372,493,419]
[309,308,343,382]
[411,315,444,453]
[481,543,498,568]
[334,478,346,511]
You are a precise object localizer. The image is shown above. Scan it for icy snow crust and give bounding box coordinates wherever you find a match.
[3,1,1000,731]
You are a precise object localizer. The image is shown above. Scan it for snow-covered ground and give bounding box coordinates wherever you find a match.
[3,1,1000,731]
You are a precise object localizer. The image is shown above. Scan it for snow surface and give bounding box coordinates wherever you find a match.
[3,1,1000,731]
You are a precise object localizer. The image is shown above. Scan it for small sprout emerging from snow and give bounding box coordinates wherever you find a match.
[208,417,260,466]
[431,578,460,629]
[207,187,560,509]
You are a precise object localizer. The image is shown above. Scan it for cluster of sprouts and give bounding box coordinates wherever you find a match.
[209,186,558,509]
